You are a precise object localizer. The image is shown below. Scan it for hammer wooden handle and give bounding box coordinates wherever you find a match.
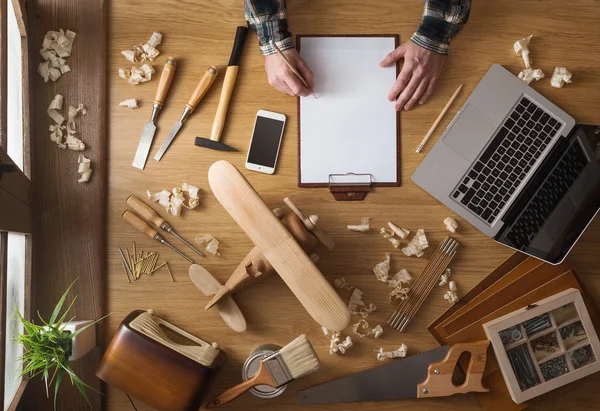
[126,195,165,228]
[209,66,238,142]
[186,65,219,112]
[122,210,158,239]
[153,57,177,107]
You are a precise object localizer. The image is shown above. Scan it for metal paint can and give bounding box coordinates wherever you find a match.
[242,344,287,399]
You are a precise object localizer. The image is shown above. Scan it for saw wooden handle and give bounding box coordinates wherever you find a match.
[186,65,219,112]
[208,160,350,332]
[206,361,274,409]
[153,57,177,107]
[417,340,490,398]
[126,195,164,228]
[122,210,158,240]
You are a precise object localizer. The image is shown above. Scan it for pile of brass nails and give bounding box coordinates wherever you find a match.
[118,243,174,283]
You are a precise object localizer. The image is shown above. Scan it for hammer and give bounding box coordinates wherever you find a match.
[195,26,248,152]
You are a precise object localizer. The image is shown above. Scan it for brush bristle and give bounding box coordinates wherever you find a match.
[279,334,320,379]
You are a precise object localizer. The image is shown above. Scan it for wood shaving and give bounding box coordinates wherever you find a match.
[347,217,371,232]
[376,344,408,361]
[443,217,458,233]
[352,319,370,337]
[121,32,162,63]
[380,228,400,248]
[401,229,428,257]
[348,288,365,314]
[147,183,200,216]
[358,303,377,319]
[388,222,409,239]
[518,68,544,85]
[444,290,459,304]
[439,268,451,286]
[38,29,76,82]
[77,154,92,183]
[119,64,155,85]
[336,336,353,354]
[119,98,138,108]
[194,234,220,256]
[387,269,412,288]
[449,280,458,293]
[389,286,410,303]
[333,277,354,291]
[47,94,86,151]
[514,35,532,69]
[371,325,383,339]
[551,67,573,88]
[373,253,391,282]
[322,327,353,355]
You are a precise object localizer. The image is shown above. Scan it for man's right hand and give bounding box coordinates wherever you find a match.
[265,49,314,97]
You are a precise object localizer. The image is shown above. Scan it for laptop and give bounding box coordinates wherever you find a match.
[413,64,600,265]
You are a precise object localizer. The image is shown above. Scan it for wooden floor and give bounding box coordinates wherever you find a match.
[105,1,600,411]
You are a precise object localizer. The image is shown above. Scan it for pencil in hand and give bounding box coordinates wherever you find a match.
[272,41,318,99]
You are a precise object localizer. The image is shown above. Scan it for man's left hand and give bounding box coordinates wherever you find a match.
[380,41,446,111]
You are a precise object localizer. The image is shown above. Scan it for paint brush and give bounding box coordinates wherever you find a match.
[206,334,320,408]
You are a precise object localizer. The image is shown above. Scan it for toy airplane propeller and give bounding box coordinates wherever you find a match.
[189,161,350,332]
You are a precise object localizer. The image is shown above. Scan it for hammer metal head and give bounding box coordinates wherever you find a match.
[195,137,237,152]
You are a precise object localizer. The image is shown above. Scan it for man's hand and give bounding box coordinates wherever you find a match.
[380,41,446,111]
[265,49,314,97]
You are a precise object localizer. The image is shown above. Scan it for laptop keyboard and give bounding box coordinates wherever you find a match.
[504,141,588,250]
[452,97,563,224]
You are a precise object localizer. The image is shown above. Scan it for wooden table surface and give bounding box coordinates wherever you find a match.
[107,1,600,410]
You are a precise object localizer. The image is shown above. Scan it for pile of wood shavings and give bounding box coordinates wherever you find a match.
[38,29,76,82]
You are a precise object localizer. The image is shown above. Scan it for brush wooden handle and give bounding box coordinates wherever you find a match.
[206,361,274,408]
[417,340,490,398]
[153,57,177,107]
[209,66,238,142]
[208,160,351,331]
[186,65,219,112]
[122,210,158,240]
[126,195,165,228]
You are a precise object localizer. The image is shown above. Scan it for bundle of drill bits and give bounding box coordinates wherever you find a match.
[118,243,174,283]
[523,314,551,336]
[507,344,541,390]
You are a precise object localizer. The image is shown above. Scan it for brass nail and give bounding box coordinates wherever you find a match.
[166,262,175,282]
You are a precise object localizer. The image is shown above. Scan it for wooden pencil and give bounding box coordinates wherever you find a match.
[416,84,463,153]
[272,41,317,98]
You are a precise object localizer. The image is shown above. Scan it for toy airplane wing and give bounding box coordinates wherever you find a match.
[208,160,351,332]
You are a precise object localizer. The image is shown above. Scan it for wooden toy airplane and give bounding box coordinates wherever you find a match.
[190,161,350,333]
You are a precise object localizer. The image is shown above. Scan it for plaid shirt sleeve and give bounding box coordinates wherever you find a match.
[245,0,295,56]
[411,0,471,56]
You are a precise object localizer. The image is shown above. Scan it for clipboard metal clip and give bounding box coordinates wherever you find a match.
[328,173,373,201]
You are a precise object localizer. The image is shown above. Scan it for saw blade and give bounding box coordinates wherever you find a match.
[298,345,450,405]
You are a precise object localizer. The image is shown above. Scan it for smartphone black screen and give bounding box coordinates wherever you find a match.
[247,116,285,168]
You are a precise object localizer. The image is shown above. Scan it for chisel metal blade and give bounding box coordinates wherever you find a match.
[154,120,183,161]
[298,345,451,405]
[133,122,157,169]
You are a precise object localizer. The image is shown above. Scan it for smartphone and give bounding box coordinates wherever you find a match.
[245,110,286,174]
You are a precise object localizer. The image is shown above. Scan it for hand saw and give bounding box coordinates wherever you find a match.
[298,340,490,405]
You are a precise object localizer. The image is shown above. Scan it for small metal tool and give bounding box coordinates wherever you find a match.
[118,247,134,281]
[122,210,195,264]
[125,195,205,257]
[133,58,177,169]
[154,65,219,161]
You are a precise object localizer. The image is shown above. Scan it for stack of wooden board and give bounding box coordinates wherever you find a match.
[429,253,600,411]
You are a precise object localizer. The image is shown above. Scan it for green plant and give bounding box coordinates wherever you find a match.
[14,280,108,409]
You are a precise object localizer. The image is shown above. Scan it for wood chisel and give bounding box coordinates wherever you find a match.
[121,210,195,264]
[132,57,177,169]
[125,195,204,257]
[154,65,219,161]
[195,26,247,152]
[297,340,490,405]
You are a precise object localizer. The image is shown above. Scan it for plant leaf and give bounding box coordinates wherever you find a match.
[49,279,77,326]
[54,368,63,410]
[69,314,111,339]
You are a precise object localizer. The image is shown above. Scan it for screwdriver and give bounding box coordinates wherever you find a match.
[126,195,205,257]
[122,210,196,264]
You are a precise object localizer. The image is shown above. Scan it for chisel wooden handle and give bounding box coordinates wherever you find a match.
[417,340,490,398]
[206,361,275,408]
[186,65,219,112]
[126,195,165,228]
[153,57,177,107]
[122,210,159,240]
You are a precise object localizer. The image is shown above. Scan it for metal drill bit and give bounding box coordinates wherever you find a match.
[158,236,195,264]
[163,227,205,257]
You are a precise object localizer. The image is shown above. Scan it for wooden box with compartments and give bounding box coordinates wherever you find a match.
[483,288,600,404]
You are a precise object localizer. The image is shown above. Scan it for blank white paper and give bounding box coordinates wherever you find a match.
[299,37,398,184]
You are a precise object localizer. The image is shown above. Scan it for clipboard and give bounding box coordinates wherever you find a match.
[297,35,401,201]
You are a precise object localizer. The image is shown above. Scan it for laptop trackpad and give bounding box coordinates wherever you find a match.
[545,198,576,239]
[442,104,498,162]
